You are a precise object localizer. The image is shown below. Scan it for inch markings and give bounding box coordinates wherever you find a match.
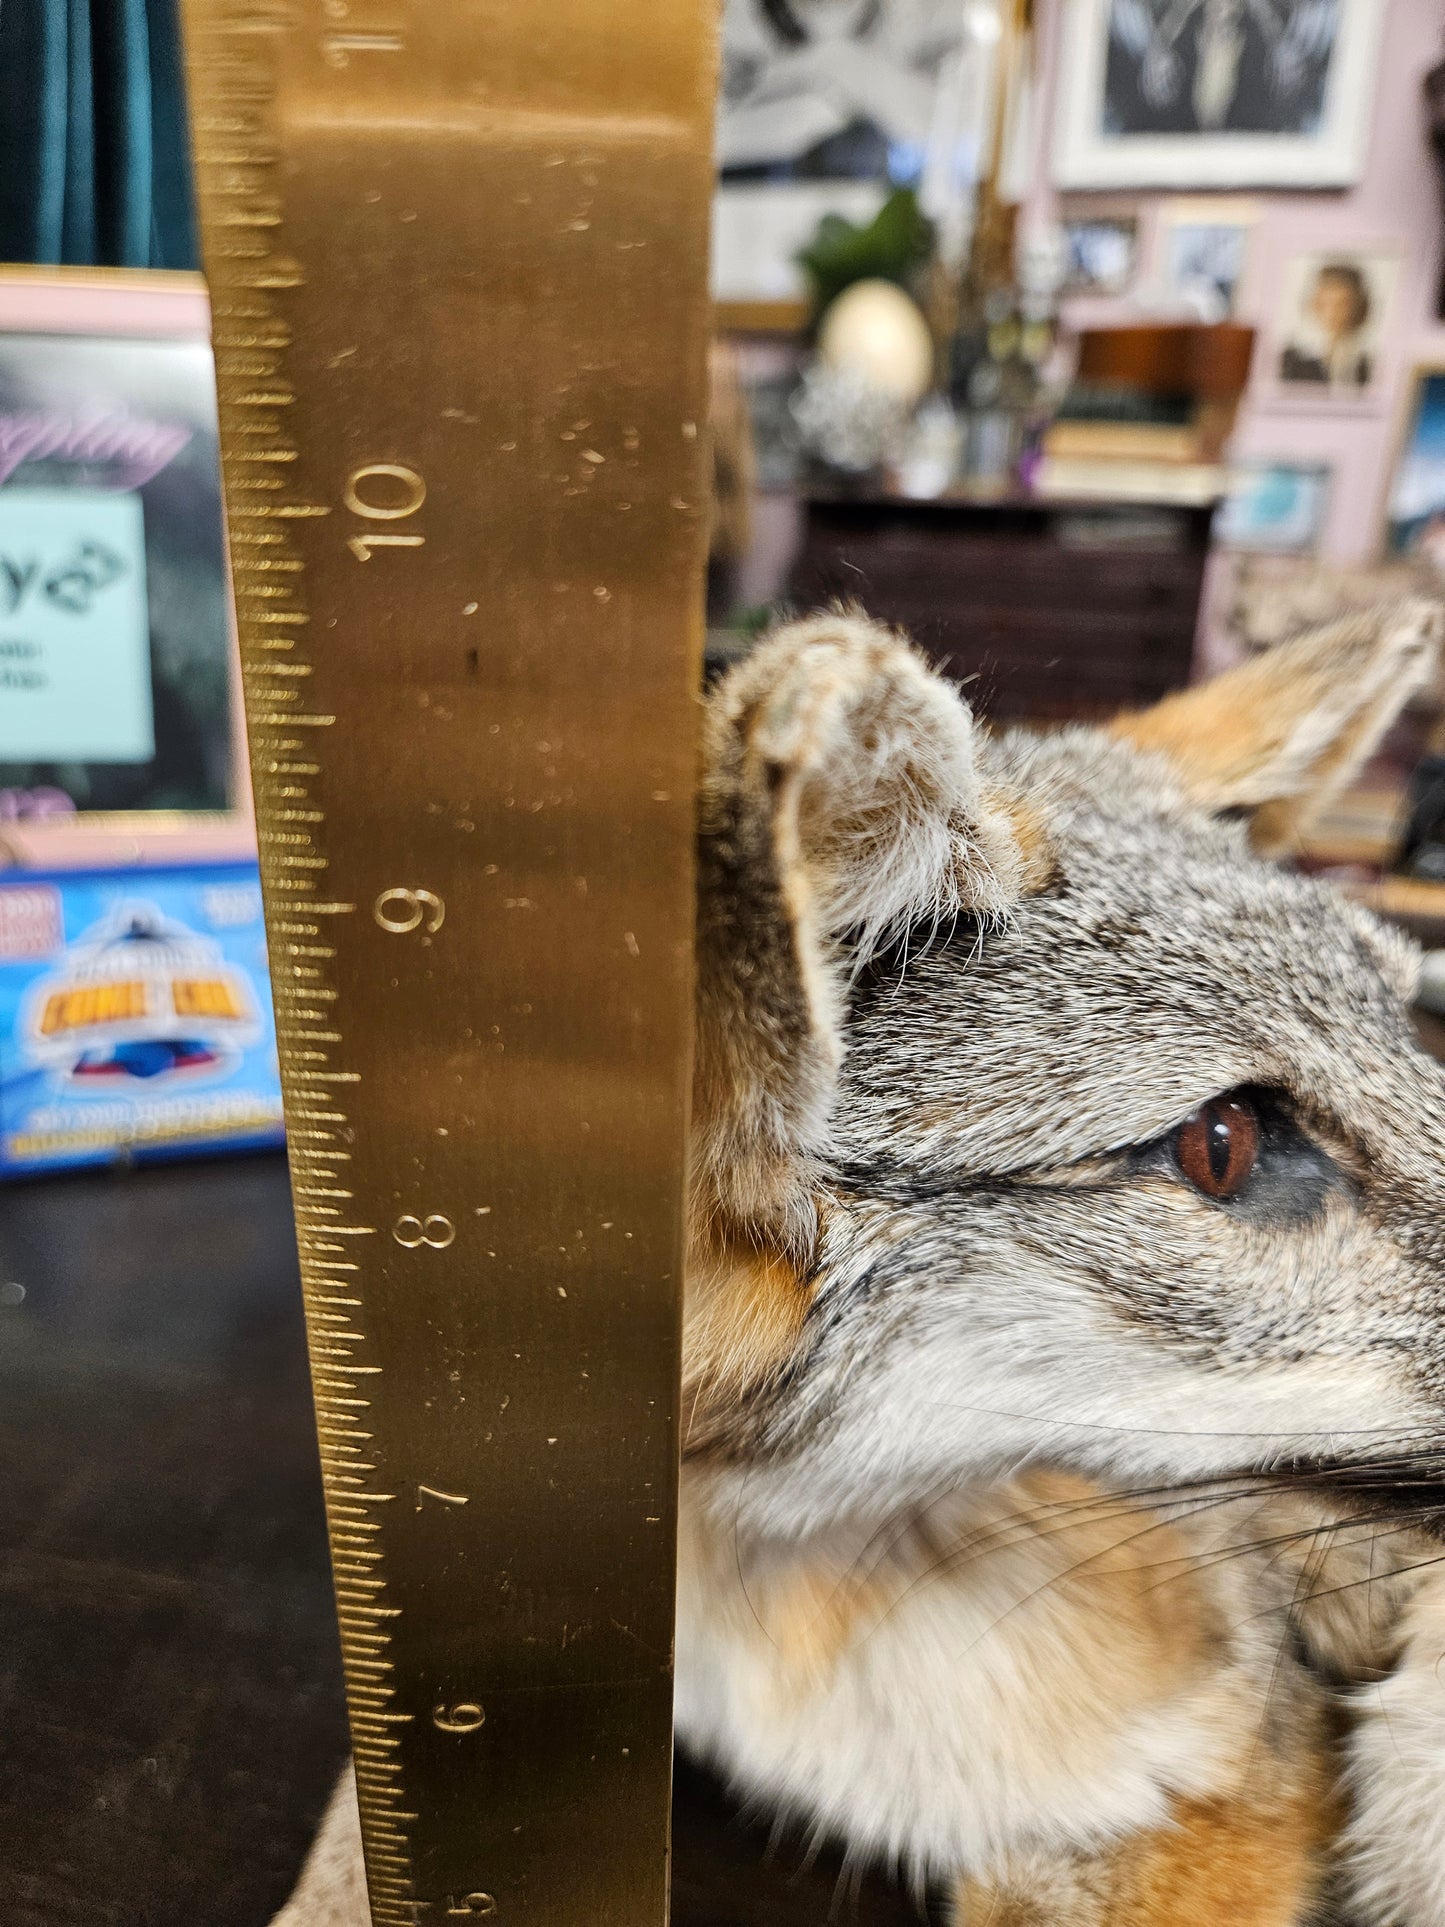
[181,0,716,1920]
[184,10,417,1922]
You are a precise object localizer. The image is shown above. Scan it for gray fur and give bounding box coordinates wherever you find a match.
[679,603,1445,1924]
[693,619,1445,1498]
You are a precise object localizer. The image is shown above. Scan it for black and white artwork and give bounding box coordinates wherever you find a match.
[713,0,998,301]
[1161,215,1253,319]
[1054,0,1384,190]
[718,0,971,183]
[1104,0,1335,139]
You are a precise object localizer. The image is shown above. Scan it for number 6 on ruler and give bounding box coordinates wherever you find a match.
[374,887,444,934]
[433,1702,485,1733]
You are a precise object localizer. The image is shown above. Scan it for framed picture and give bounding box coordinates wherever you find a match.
[713,0,995,302]
[1272,248,1400,405]
[1163,198,1256,317]
[1061,215,1139,296]
[1053,0,1385,191]
[0,268,248,870]
[1217,461,1330,554]
[1386,367,1445,563]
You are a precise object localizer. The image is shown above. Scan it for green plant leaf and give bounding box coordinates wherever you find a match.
[795,187,934,323]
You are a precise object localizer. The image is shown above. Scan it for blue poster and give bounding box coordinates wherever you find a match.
[0,862,284,1176]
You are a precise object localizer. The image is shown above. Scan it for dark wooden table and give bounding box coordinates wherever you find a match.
[0,1153,928,1927]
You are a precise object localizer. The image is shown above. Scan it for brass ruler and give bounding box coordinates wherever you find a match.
[178,4,717,1921]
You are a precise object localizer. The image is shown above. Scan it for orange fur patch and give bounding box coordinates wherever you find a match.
[759,1560,888,1693]
[681,1459,1344,1926]
[993,1469,1225,1698]
[1109,677,1289,810]
[983,788,1059,895]
[957,1779,1336,1927]
[682,1234,812,1445]
[1110,602,1440,848]
[1113,1784,1337,1927]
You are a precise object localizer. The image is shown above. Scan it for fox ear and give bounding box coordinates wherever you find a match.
[1113,598,1442,854]
[693,614,1031,1251]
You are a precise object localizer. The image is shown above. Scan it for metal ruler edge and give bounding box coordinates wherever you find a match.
[178,3,718,1920]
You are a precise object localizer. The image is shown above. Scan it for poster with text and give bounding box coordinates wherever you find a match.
[0,333,233,815]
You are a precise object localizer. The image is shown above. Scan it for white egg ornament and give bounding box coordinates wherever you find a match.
[816,278,935,408]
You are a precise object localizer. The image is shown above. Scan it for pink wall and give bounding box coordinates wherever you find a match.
[1026,0,1445,564]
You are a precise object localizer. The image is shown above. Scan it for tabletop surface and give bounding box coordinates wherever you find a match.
[0,1152,929,1927]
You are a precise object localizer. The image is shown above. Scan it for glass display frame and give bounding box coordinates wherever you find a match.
[0,266,251,871]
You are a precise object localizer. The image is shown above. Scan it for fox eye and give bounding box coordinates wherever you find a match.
[1173,1095,1261,1201]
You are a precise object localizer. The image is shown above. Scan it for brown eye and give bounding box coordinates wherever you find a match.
[1173,1096,1261,1201]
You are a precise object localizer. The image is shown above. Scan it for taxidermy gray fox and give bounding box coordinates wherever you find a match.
[278,603,1445,1927]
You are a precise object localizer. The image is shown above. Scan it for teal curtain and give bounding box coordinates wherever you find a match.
[0,0,198,270]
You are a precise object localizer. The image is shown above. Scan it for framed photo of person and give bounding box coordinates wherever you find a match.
[1271,248,1400,408]
[1053,0,1385,191]
[0,268,249,869]
[1385,367,1445,564]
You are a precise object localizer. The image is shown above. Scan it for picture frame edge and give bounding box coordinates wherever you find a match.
[1218,458,1332,556]
[0,269,252,869]
[1377,360,1445,563]
[1262,244,1406,418]
[1050,0,1385,194]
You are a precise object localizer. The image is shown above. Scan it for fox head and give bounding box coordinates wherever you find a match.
[685,605,1445,1535]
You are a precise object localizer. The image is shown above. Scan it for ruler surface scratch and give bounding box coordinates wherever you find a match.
[180,2,717,1920]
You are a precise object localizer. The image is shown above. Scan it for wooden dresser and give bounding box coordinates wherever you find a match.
[786,491,1217,724]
